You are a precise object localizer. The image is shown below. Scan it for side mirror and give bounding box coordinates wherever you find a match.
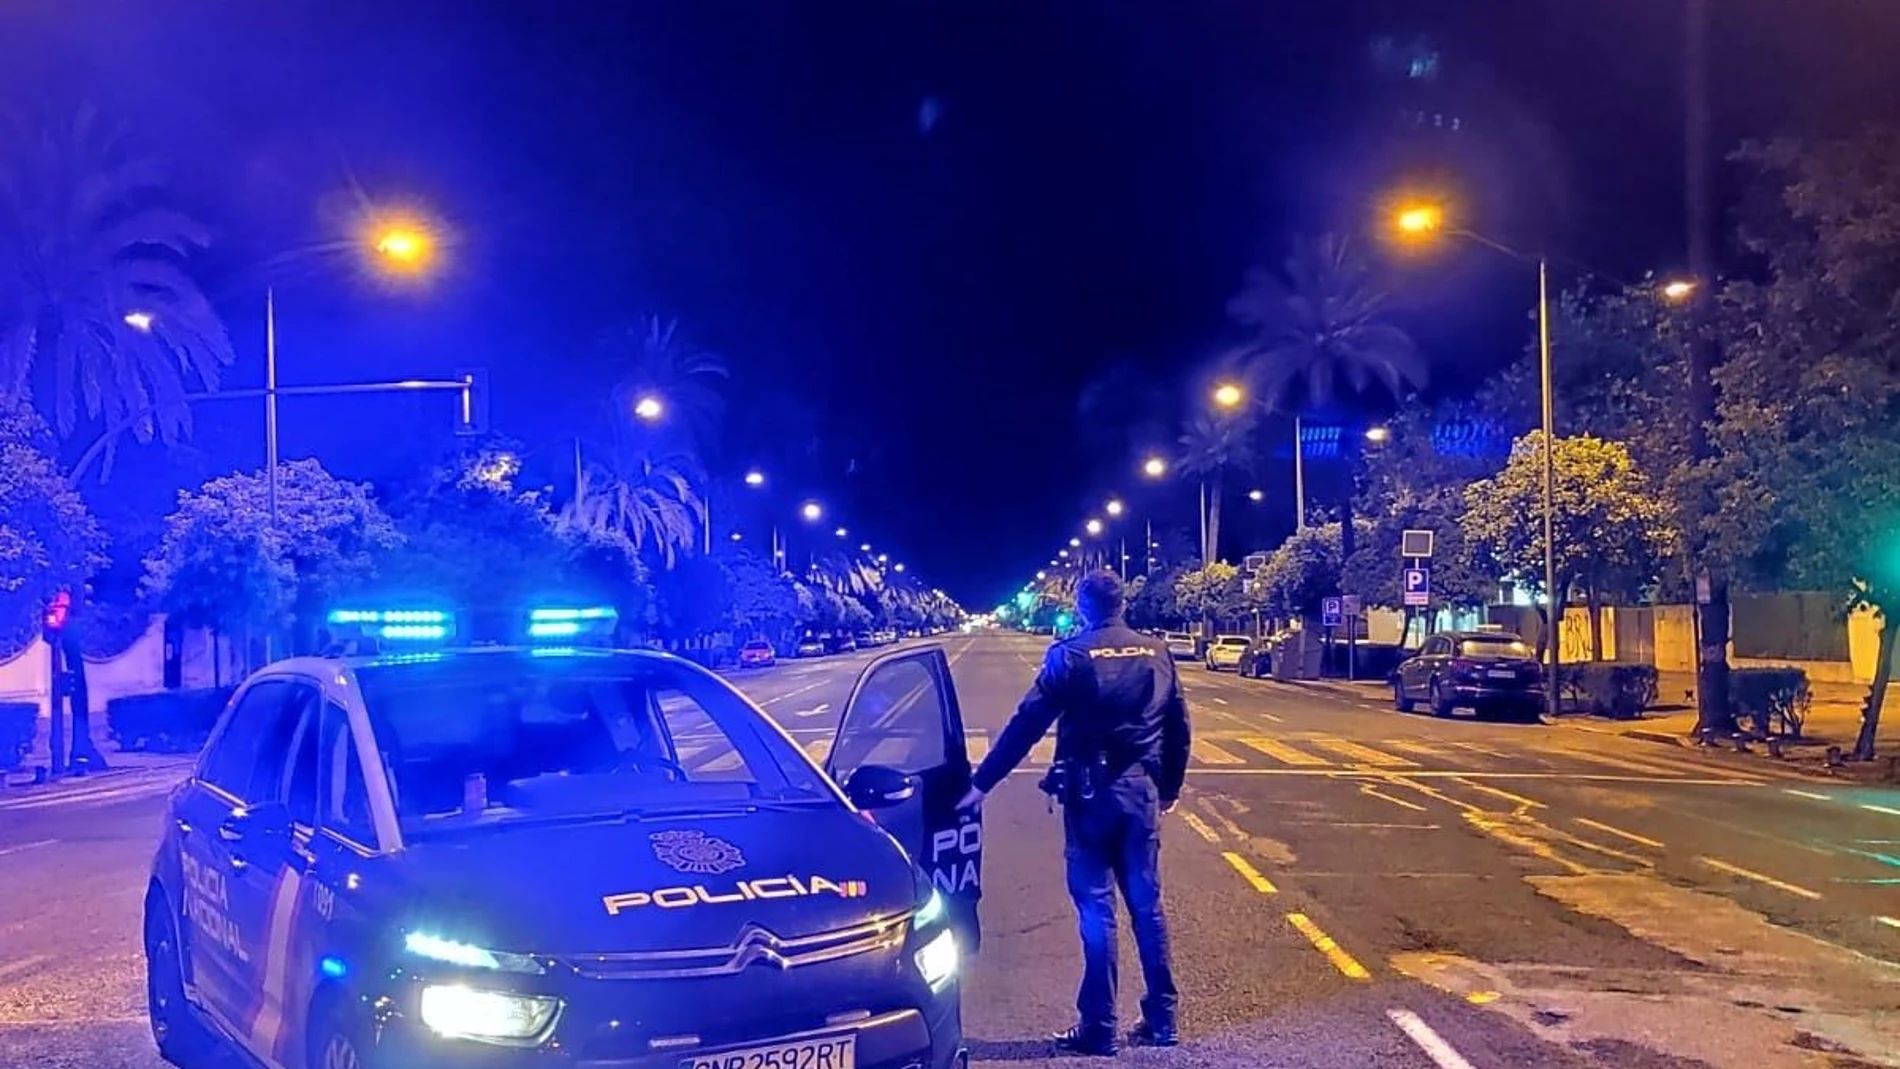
[844,765,918,810]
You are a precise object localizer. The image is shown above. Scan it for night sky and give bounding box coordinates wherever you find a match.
[6,0,1899,608]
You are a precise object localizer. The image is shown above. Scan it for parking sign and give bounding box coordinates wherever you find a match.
[1321,596,1343,627]
[1403,567,1430,607]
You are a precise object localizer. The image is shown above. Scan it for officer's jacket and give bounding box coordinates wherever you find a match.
[972,618,1191,802]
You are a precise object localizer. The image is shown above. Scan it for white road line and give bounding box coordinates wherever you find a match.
[1574,817,1663,849]
[1387,1009,1478,1069]
[792,702,832,718]
[1876,915,1900,929]
[761,681,828,706]
[1260,712,1284,723]
[1697,856,1824,900]
[1861,804,1900,817]
[1784,789,1832,801]
[1211,697,1230,706]
[0,839,57,858]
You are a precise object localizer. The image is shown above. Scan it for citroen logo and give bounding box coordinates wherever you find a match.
[730,926,791,971]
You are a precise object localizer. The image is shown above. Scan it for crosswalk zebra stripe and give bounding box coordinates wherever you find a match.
[1305,738,1417,768]
[1192,740,1246,765]
[1232,736,1329,766]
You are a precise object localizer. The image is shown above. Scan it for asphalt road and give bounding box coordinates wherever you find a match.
[4,632,1898,1069]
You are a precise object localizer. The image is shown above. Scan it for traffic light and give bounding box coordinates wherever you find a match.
[1055,611,1073,632]
[455,367,489,435]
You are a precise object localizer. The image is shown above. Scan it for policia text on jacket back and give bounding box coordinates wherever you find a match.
[959,570,1190,1055]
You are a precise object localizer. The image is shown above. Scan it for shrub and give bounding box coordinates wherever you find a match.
[1562,662,1660,719]
[0,701,35,770]
[1728,667,1811,738]
[107,688,235,754]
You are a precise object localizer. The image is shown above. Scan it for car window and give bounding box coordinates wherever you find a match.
[1423,637,1449,657]
[286,702,321,828]
[832,656,948,776]
[317,702,379,847]
[201,680,314,803]
[1216,636,1248,647]
[355,654,831,836]
[1460,638,1533,658]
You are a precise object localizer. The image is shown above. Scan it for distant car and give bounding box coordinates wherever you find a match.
[1393,630,1544,722]
[738,638,777,668]
[1162,632,1197,660]
[795,636,826,657]
[1236,637,1274,679]
[1204,634,1251,672]
[828,633,859,654]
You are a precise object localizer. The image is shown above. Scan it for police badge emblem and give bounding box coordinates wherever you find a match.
[650,829,746,875]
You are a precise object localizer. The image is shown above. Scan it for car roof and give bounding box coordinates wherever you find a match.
[1441,630,1524,641]
[254,644,695,680]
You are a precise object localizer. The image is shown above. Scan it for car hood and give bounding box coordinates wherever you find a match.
[392,807,918,956]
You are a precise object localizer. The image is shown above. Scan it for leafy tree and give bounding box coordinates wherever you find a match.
[1348,402,1495,617]
[1172,562,1243,623]
[378,447,577,611]
[1257,523,1352,620]
[606,316,730,458]
[1461,433,1674,660]
[0,403,106,656]
[651,555,734,642]
[1714,129,1900,757]
[566,450,703,568]
[725,549,801,645]
[0,106,232,443]
[143,459,401,661]
[1127,567,1186,631]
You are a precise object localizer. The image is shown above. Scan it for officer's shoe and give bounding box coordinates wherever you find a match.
[1128,1021,1179,1048]
[1052,1023,1118,1057]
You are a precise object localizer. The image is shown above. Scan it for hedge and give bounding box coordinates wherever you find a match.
[0,701,35,771]
[107,688,235,754]
[1729,666,1811,738]
[1560,662,1660,720]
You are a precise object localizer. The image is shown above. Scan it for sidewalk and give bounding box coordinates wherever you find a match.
[1,714,198,800]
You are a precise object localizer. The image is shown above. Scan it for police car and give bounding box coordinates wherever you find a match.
[143,603,983,1069]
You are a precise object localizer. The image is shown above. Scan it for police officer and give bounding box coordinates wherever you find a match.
[958,570,1189,1055]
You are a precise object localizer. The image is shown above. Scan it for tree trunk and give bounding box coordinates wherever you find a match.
[61,629,101,768]
[1855,607,1896,761]
[1694,579,1738,739]
[1586,580,1606,662]
[1206,470,1224,566]
[1341,432,1360,565]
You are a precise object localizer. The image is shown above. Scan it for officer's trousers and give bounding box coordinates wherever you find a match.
[1062,768,1178,1031]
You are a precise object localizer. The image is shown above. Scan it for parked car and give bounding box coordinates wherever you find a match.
[795,635,826,657]
[1392,630,1544,721]
[1204,635,1251,671]
[738,638,777,668]
[827,632,859,654]
[1162,631,1197,660]
[1236,636,1275,679]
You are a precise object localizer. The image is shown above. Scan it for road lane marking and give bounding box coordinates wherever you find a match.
[0,839,56,858]
[1210,697,1230,705]
[1877,916,1900,929]
[1862,804,1900,817]
[1284,913,1369,979]
[1181,813,1221,843]
[1306,738,1417,767]
[1451,778,1545,809]
[1233,736,1329,766]
[1574,817,1663,849]
[1260,712,1285,723]
[1387,1009,1477,1069]
[1698,857,1823,899]
[761,681,828,706]
[1785,789,1832,801]
[1191,740,1245,765]
[802,739,834,763]
[0,955,50,983]
[1383,740,1463,761]
[792,702,832,718]
[1029,739,1056,766]
[1158,769,1766,785]
[965,734,991,764]
[1359,785,1429,812]
[1221,852,1278,893]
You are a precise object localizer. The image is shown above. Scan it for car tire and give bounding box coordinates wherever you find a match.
[309,997,372,1069]
[1429,679,1455,718]
[145,899,219,1068]
[1393,681,1415,712]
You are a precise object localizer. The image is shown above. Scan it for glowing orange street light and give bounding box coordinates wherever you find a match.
[1212,382,1245,409]
[371,218,437,274]
[1142,456,1167,479]
[1662,279,1697,302]
[633,395,664,422]
[1394,203,1444,236]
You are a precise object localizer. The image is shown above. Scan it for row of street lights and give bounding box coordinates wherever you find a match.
[721,468,906,576]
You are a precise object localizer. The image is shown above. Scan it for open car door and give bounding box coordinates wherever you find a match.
[827,645,982,953]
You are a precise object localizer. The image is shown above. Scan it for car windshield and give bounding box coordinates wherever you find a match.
[744,640,770,651]
[1215,636,1249,647]
[1460,638,1533,658]
[355,653,830,837]
[1166,633,1191,642]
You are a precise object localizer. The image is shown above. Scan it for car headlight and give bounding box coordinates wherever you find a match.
[405,931,545,975]
[419,984,560,1045]
[914,928,958,991]
[912,888,948,929]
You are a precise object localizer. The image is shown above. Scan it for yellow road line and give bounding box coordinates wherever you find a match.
[1028,739,1057,766]
[1382,739,1464,761]
[1234,736,1330,766]
[1192,739,1245,765]
[1221,852,1278,893]
[1574,817,1663,849]
[803,738,833,763]
[1307,738,1418,768]
[699,751,745,773]
[964,734,990,765]
[1451,777,1545,809]
[1181,812,1221,843]
[1359,785,1429,812]
[1697,856,1823,900]
[1285,913,1370,979]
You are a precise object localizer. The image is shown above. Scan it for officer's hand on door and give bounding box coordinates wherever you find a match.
[957,786,986,812]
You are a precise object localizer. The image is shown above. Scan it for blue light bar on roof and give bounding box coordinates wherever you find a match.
[327,608,454,643]
[526,606,618,642]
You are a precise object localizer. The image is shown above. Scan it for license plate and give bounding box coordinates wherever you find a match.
[682,1035,856,1069]
[1487,669,1516,680]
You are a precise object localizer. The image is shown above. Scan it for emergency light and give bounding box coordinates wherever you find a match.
[327,608,455,643]
[526,605,618,643]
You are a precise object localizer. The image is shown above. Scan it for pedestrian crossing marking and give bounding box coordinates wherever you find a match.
[1382,740,1466,761]
[965,733,991,765]
[698,751,745,774]
[803,738,834,764]
[1233,736,1330,766]
[1192,739,1246,765]
[1305,738,1417,768]
[1029,739,1057,767]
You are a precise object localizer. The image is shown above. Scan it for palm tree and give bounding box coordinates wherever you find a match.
[607,316,729,457]
[564,451,703,569]
[0,105,232,443]
[1228,232,1424,559]
[1176,412,1257,568]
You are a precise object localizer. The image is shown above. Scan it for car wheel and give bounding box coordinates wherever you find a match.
[1429,679,1455,718]
[309,999,371,1069]
[146,898,219,1068]
[1393,681,1415,712]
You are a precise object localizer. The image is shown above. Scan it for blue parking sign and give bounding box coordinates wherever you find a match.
[1403,567,1430,607]
[1321,596,1343,627]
